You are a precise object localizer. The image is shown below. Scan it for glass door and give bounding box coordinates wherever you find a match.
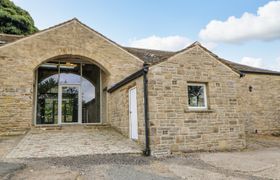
[58,85,81,124]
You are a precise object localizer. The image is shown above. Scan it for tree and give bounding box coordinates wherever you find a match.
[0,0,38,35]
[38,77,58,94]
[188,86,204,106]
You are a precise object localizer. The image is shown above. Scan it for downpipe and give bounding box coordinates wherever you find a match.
[143,63,151,156]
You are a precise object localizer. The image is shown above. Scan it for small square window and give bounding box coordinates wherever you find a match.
[187,83,207,109]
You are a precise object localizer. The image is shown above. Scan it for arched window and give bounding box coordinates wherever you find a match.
[36,61,101,124]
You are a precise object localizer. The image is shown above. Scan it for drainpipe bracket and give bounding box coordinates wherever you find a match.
[143,149,151,156]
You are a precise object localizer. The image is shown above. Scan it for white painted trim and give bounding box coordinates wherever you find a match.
[58,85,62,124]
[78,85,82,124]
[129,86,138,140]
[58,84,81,124]
[187,83,208,109]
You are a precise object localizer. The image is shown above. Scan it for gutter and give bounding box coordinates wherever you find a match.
[107,64,151,156]
[107,68,144,93]
[240,71,280,76]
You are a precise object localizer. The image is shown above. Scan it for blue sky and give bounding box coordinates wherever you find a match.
[13,0,280,70]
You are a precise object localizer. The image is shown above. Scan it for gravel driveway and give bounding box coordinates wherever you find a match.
[1,134,280,180]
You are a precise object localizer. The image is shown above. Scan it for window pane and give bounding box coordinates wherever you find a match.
[61,86,79,123]
[36,64,59,124]
[59,62,81,84]
[188,85,206,107]
[82,64,101,123]
[36,61,102,124]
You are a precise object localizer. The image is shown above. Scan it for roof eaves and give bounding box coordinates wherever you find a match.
[107,68,145,93]
[147,41,198,67]
[73,19,145,64]
[0,18,77,49]
[220,58,280,76]
[161,41,197,60]
[195,43,242,75]
[240,70,280,76]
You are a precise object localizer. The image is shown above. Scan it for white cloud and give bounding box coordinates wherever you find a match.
[128,35,192,51]
[240,57,263,68]
[200,41,217,50]
[199,1,280,43]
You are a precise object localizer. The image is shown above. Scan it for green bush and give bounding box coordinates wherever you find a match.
[0,0,38,35]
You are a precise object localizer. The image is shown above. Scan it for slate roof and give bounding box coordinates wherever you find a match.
[125,47,175,64]
[123,45,280,76]
[0,19,279,76]
[220,59,280,75]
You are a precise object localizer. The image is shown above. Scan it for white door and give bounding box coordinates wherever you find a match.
[129,87,138,140]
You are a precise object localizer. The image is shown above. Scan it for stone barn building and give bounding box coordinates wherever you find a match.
[0,19,279,156]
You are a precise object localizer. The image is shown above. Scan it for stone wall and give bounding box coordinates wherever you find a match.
[240,74,280,134]
[148,45,246,155]
[0,19,279,155]
[0,34,24,45]
[0,19,143,135]
[108,77,145,146]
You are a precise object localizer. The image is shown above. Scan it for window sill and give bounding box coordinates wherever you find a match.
[184,108,214,113]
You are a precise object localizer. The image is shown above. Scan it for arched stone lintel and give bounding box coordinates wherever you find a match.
[33,48,111,76]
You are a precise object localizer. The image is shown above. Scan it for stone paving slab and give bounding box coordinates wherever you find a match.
[6,127,142,158]
[200,149,280,173]
[0,135,24,158]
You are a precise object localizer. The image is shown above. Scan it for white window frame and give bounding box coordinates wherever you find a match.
[58,84,82,124]
[187,83,208,110]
